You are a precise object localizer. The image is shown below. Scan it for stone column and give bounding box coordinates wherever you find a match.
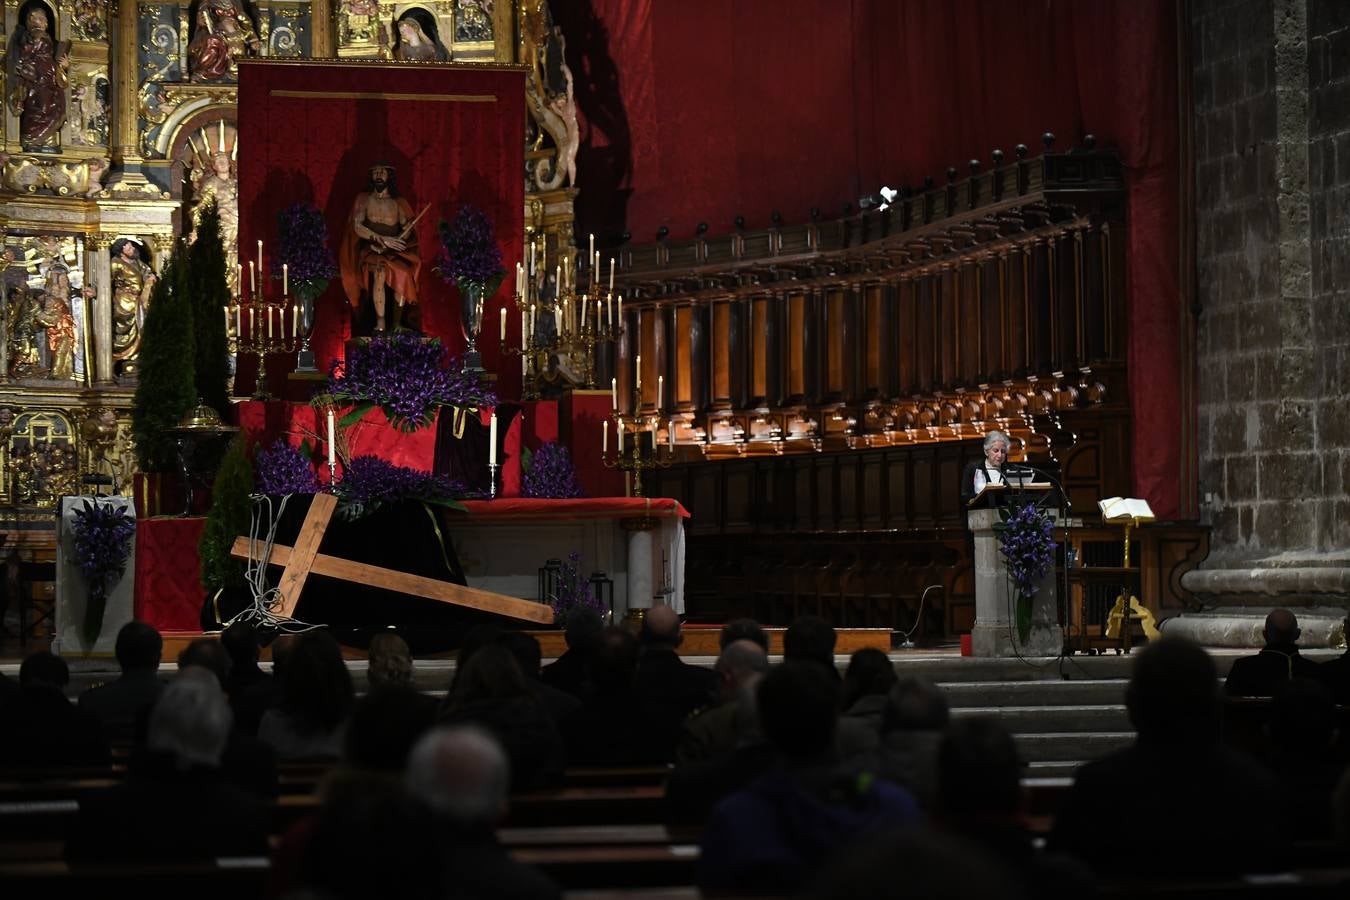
[310,0,335,58]
[85,233,115,384]
[622,519,655,623]
[968,508,1062,658]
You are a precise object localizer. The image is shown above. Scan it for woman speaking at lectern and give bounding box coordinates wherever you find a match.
[961,430,1010,506]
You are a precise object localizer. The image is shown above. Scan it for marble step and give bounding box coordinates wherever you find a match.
[1011,731,1134,764]
[951,703,1131,733]
[939,679,1127,708]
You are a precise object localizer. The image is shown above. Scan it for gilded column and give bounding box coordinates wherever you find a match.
[310,0,335,57]
[149,233,175,272]
[113,0,141,168]
[86,233,116,383]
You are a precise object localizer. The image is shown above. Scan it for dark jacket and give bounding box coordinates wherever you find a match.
[0,686,110,768]
[1224,644,1323,697]
[77,668,165,746]
[632,646,718,760]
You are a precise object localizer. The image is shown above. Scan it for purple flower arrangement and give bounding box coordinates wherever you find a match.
[996,500,1057,643]
[521,442,584,499]
[326,332,497,432]
[548,551,607,626]
[272,203,338,300]
[254,440,320,495]
[70,499,137,646]
[334,455,472,520]
[434,204,505,292]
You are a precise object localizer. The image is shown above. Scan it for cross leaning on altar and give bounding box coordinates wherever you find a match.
[228,493,554,625]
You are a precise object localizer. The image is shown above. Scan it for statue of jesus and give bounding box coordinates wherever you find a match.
[339,162,421,334]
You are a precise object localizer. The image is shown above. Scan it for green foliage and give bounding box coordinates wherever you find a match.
[199,436,254,593]
[188,200,233,418]
[131,250,196,473]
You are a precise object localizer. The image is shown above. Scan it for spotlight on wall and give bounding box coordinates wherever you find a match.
[857,185,899,212]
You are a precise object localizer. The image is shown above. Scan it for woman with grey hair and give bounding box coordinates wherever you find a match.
[961,430,1011,504]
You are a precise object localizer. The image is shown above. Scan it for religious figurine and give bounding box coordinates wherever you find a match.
[340,163,422,334]
[454,0,493,42]
[110,238,157,377]
[391,12,447,61]
[35,263,76,381]
[189,147,240,294]
[7,6,71,152]
[7,286,42,379]
[187,0,260,83]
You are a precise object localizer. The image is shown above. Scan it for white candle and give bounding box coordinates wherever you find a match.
[607,293,613,328]
[235,306,241,337]
[609,257,615,293]
[327,409,335,468]
[268,306,274,338]
[669,419,675,447]
[500,308,506,342]
[249,261,255,293]
[488,413,498,466]
[292,304,299,338]
[617,296,623,328]
[589,233,595,265]
[223,305,230,335]
[249,307,254,334]
[618,424,624,453]
[636,354,642,394]
[530,240,536,276]
[283,263,288,296]
[596,299,602,332]
[611,377,617,410]
[658,374,663,408]
[237,263,243,295]
[257,240,263,279]
[555,264,561,294]
[529,303,536,336]
[602,420,608,455]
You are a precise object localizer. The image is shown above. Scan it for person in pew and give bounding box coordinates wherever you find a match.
[805,827,1020,900]
[500,629,583,727]
[836,647,900,758]
[178,635,232,683]
[0,667,18,711]
[65,668,270,861]
[1225,607,1323,697]
[258,629,354,760]
[540,605,604,699]
[437,642,567,790]
[1048,636,1289,880]
[407,725,562,900]
[221,620,272,733]
[697,661,921,896]
[0,650,109,769]
[783,615,841,683]
[720,617,770,653]
[632,605,721,760]
[1262,678,1344,841]
[562,626,670,765]
[934,717,1092,894]
[234,630,300,738]
[366,630,440,723]
[857,676,951,812]
[76,619,165,746]
[676,638,769,765]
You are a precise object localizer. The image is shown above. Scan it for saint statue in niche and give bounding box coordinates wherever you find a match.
[7,285,42,379]
[341,163,422,334]
[35,262,77,382]
[187,126,240,295]
[391,9,448,61]
[454,0,493,42]
[7,3,70,152]
[109,238,157,377]
[187,0,260,82]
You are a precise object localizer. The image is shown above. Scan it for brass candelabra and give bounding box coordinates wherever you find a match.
[602,414,674,498]
[225,289,301,400]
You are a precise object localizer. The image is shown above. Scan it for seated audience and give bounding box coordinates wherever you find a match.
[221,620,272,733]
[720,617,770,653]
[1263,677,1344,840]
[540,606,604,698]
[233,630,301,738]
[697,661,921,895]
[499,629,582,726]
[863,676,950,810]
[784,614,840,682]
[562,626,666,765]
[65,669,270,860]
[632,604,719,759]
[0,650,109,768]
[366,630,438,723]
[438,642,565,789]
[1225,607,1322,696]
[77,619,164,745]
[1049,636,1288,879]
[837,647,899,756]
[407,726,562,900]
[676,638,769,764]
[177,636,232,684]
[806,828,1018,900]
[258,629,354,759]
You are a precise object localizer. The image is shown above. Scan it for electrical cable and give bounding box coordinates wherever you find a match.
[222,493,323,636]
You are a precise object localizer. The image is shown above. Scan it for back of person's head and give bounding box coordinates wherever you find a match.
[757,660,841,763]
[19,650,69,690]
[1269,677,1337,752]
[563,606,604,653]
[807,827,1017,900]
[176,638,232,687]
[1264,607,1301,645]
[640,604,682,648]
[219,620,260,670]
[367,631,414,690]
[280,629,355,734]
[447,642,528,709]
[115,620,162,672]
[882,676,950,733]
[1125,636,1219,742]
[498,631,543,679]
[843,648,898,707]
[937,717,1023,819]
[406,725,510,828]
[456,624,505,670]
[720,617,769,653]
[784,615,836,667]
[148,669,233,767]
[589,626,639,696]
[716,638,770,695]
[345,685,434,773]
[269,632,302,680]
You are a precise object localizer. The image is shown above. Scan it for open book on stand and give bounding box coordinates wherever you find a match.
[1098,497,1155,522]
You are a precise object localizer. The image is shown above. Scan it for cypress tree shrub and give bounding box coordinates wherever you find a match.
[199,436,254,598]
[188,200,232,417]
[131,250,196,473]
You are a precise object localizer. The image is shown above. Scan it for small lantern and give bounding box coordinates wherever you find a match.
[588,571,615,624]
[538,558,562,605]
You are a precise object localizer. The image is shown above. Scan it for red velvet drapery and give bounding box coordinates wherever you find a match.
[236,61,526,402]
[559,0,1183,519]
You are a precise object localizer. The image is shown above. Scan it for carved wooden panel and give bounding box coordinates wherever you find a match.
[785,291,809,404]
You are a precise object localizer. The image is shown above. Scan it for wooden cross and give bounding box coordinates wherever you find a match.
[229,492,555,624]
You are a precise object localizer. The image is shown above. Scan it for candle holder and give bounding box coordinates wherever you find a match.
[226,291,302,400]
[602,415,674,498]
[487,462,500,499]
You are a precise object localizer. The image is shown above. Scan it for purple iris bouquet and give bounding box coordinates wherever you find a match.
[996,500,1057,643]
[254,440,320,495]
[334,455,471,520]
[521,442,584,499]
[548,551,607,626]
[325,332,497,432]
[70,499,136,646]
[434,204,505,294]
[272,203,339,301]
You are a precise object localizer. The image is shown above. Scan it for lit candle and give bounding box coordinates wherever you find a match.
[235,306,241,337]
[223,305,230,335]
[589,232,595,265]
[529,303,536,336]
[327,408,335,469]
[249,261,255,294]
[596,299,602,332]
[500,307,506,342]
[488,413,498,467]
[257,240,263,278]
[636,354,642,395]
[607,292,613,328]
[237,263,243,295]
[617,296,623,328]
[516,262,523,298]
[249,307,255,334]
[658,374,663,408]
[292,304,299,338]
[282,263,288,296]
[609,257,615,293]
[555,264,561,294]
[530,240,536,276]
[669,419,675,447]
[611,377,617,410]
[268,305,274,338]
[618,424,624,453]
[602,420,608,455]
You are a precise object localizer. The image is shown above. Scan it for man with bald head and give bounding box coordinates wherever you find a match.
[677,639,770,764]
[1224,607,1323,697]
[633,604,720,761]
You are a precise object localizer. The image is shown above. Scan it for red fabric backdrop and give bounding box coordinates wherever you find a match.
[558,0,1183,519]
[236,61,526,402]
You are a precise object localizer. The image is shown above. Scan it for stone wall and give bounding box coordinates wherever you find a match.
[1192,0,1350,573]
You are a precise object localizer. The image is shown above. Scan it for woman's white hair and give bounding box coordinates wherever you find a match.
[147,668,233,767]
[982,430,1011,451]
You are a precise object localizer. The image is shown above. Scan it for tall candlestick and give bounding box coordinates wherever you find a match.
[500,307,506,342]
[282,263,288,296]
[327,409,336,468]
[488,413,498,466]
[609,257,615,293]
